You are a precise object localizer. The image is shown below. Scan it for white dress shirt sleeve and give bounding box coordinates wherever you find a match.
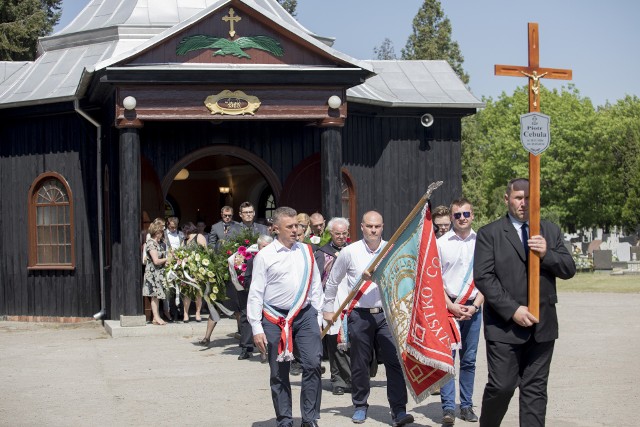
[309,259,323,327]
[322,248,349,312]
[247,251,268,335]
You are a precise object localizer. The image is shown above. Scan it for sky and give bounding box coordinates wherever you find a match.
[54,0,640,107]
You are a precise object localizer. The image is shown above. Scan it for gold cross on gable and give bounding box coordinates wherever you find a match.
[222,8,242,38]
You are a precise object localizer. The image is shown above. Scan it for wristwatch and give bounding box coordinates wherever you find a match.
[473,304,480,312]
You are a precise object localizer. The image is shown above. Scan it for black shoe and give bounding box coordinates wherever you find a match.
[392,412,414,427]
[460,407,478,422]
[442,409,456,425]
[332,386,345,395]
[238,349,252,360]
[301,421,318,427]
[290,361,302,376]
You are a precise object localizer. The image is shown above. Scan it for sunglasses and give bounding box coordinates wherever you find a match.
[222,214,233,218]
[453,211,472,220]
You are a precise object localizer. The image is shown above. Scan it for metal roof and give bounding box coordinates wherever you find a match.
[0,0,483,110]
[348,60,483,109]
[52,0,334,45]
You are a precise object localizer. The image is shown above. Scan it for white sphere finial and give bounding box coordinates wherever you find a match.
[327,95,342,109]
[123,96,137,110]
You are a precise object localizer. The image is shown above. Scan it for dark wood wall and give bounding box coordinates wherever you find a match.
[0,106,101,317]
[0,101,469,319]
[139,120,322,192]
[343,111,464,240]
[138,109,465,242]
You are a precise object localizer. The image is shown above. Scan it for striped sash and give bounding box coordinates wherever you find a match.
[337,280,374,350]
[262,243,315,362]
[447,258,475,349]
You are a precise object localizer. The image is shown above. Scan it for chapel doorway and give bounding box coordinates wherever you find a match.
[160,146,281,229]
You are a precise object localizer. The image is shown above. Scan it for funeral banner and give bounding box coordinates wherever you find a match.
[371,201,457,403]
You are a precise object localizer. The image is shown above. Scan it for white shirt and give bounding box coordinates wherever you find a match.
[247,240,322,335]
[322,239,386,312]
[437,229,477,299]
[508,214,529,243]
[166,230,183,249]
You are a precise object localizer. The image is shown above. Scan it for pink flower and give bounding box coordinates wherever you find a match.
[227,250,232,255]
[244,252,253,260]
[244,239,250,244]
[241,264,247,272]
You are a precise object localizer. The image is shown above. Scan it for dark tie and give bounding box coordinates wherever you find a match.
[521,223,529,254]
[224,224,229,236]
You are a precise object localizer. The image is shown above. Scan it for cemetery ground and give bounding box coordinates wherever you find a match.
[1,275,638,427]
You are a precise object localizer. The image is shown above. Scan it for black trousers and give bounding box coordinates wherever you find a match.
[348,309,407,417]
[325,333,351,389]
[262,305,322,427]
[480,338,555,427]
[237,289,253,351]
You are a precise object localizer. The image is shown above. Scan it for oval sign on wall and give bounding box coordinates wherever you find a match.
[205,90,261,116]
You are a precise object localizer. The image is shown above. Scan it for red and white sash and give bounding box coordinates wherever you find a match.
[262,243,315,362]
[447,259,475,350]
[337,280,375,350]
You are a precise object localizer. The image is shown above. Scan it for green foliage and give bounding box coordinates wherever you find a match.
[463,86,640,234]
[401,0,469,84]
[0,0,61,60]
[373,38,397,60]
[277,0,297,16]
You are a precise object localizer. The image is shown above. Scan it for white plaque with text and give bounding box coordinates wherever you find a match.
[520,112,550,155]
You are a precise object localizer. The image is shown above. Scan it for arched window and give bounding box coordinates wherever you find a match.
[28,173,75,269]
[258,187,276,220]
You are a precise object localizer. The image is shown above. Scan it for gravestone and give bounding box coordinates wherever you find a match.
[592,250,612,270]
[631,247,640,262]
[615,242,632,262]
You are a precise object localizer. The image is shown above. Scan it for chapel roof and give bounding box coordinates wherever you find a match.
[0,0,483,110]
[349,60,483,109]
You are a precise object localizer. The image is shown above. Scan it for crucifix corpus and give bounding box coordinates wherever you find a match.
[494,23,572,318]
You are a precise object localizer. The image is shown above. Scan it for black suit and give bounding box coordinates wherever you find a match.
[474,214,575,427]
[207,221,240,249]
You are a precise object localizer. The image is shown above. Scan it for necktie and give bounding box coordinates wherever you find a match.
[224,224,229,236]
[521,223,529,254]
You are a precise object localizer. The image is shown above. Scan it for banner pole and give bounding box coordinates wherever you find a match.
[321,181,443,337]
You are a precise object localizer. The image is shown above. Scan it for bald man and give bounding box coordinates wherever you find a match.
[323,211,414,426]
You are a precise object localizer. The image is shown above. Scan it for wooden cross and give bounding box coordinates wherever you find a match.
[222,8,242,38]
[495,23,572,319]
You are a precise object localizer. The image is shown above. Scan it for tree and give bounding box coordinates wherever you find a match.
[277,0,297,16]
[401,0,469,84]
[578,96,640,232]
[0,0,61,60]
[373,38,397,60]
[462,85,601,230]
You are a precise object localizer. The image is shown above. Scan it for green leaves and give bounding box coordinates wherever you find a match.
[0,0,61,61]
[401,0,469,84]
[463,87,640,234]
